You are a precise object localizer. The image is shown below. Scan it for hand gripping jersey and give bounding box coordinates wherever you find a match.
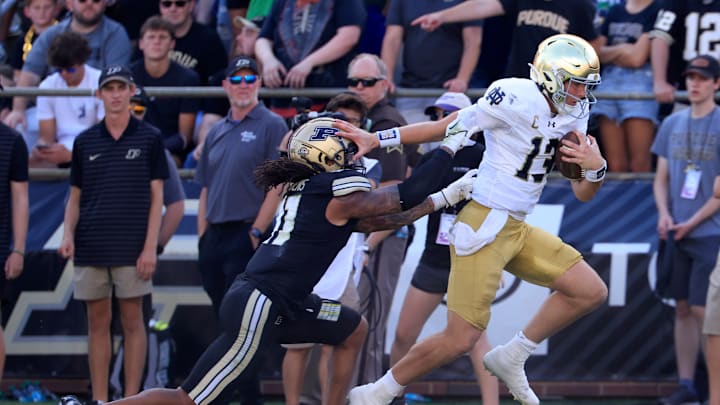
[462,77,588,220]
[244,169,372,316]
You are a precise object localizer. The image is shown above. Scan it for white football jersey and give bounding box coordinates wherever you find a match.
[460,78,588,220]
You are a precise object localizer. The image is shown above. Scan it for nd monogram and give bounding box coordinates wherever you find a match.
[485,87,505,106]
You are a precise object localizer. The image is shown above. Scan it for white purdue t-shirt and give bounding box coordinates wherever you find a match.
[36,64,105,150]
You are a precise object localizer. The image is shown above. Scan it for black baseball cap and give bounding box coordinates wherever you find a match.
[225,56,259,77]
[98,65,134,88]
[682,55,720,80]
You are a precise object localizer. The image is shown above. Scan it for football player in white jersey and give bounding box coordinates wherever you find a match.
[340,34,609,405]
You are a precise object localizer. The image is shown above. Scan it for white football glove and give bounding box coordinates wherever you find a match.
[430,169,478,211]
[441,116,478,154]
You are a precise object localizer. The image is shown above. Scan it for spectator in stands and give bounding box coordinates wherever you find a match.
[254,0,366,117]
[650,1,720,105]
[128,84,186,256]
[233,14,262,58]
[652,55,720,405]
[412,0,599,79]
[195,55,287,405]
[381,0,482,124]
[389,92,497,405]
[183,14,263,169]
[281,92,379,405]
[131,16,200,164]
[706,175,720,405]
[105,0,159,44]
[0,65,15,121]
[58,65,167,404]
[158,0,227,84]
[346,53,420,385]
[32,32,104,169]
[3,0,131,131]
[592,0,660,173]
[0,122,28,385]
[8,0,58,80]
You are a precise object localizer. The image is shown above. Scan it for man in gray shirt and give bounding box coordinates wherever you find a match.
[4,0,131,130]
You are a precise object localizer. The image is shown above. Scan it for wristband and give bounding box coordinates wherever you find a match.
[361,243,373,254]
[250,227,262,238]
[583,159,607,183]
[11,249,24,257]
[429,191,450,211]
[377,128,401,148]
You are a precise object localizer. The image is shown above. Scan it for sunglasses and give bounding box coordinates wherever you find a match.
[228,74,258,85]
[129,105,147,115]
[57,66,77,74]
[348,77,383,88]
[160,0,188,8]
[428,109,452,121]
[77,0,103,3]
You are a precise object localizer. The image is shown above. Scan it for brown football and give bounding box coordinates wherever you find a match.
[554,131,583,179]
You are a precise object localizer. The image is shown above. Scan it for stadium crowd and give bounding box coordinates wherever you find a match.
[0,0,717,405]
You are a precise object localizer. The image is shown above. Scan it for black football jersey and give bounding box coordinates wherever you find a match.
[244,170,372,316]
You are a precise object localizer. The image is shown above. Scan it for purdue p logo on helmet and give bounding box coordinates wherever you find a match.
[530,34,601,118]
[288,117,358,173]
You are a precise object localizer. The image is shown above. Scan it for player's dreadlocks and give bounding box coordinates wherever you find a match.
[254,157,317,191]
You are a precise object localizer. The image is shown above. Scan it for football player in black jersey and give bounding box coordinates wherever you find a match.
[107,117,476,405]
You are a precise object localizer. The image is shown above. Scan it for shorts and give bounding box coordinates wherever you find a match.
[591,65,658,124]
[282,275,360,350]
[411,261,450,294]
[659,236,719,306]
[703,257,720,335]
[182,280,360,404]
[73,264,152,300]
[447,201,582,330]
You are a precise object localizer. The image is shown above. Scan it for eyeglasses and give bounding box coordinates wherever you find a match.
[129,105,147,116]
[348,77,384,88]
[58,66,77,74]
[428,109,452,121]
[160,0,188,8]
[77,0,103,3]
[228,74,258,85]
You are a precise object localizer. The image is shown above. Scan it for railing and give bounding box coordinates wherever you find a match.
[0,86,691,100]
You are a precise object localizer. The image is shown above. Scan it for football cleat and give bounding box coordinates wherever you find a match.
[483,344,540,405]
[58,395,83,405]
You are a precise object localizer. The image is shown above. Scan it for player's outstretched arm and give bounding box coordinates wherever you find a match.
[333,112,465,160]
[354,169,477,233]
[411,0,505,32]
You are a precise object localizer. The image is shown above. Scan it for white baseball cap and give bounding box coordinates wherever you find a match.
[424,92,472,115]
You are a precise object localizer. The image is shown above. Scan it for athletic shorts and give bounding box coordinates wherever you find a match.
[704,257,720,335]
[182,280,361,405]
[591,65,658,124]
[447,201,582,330]
[73,264,151,300]
[411,261,450,294]
[660,236,720,306]
[283,275,360,350]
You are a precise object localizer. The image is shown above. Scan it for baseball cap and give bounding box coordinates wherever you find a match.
[131,86,149,106]
[98,65,134,88]
[233,15,265,31]
[226,55,260,77]
[424,92,472,115]
[682,55,720,79]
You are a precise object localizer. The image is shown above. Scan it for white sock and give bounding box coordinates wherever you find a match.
[378,369,406,398]
[511,331,539,355]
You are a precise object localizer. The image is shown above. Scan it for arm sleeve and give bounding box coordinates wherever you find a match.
[35,78,54,120]
[396,148,452,210]
[334,0,366,28]
[69,138,82,187]
[150,134,170,181]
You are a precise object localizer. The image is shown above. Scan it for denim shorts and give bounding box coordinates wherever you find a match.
[591,65,659,124]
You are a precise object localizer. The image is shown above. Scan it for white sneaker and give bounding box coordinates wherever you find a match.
[483,344,540,405]
[347,383,393,405]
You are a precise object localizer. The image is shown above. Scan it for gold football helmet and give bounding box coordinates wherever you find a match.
[288,117,358,173]
[530,34,601,118]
